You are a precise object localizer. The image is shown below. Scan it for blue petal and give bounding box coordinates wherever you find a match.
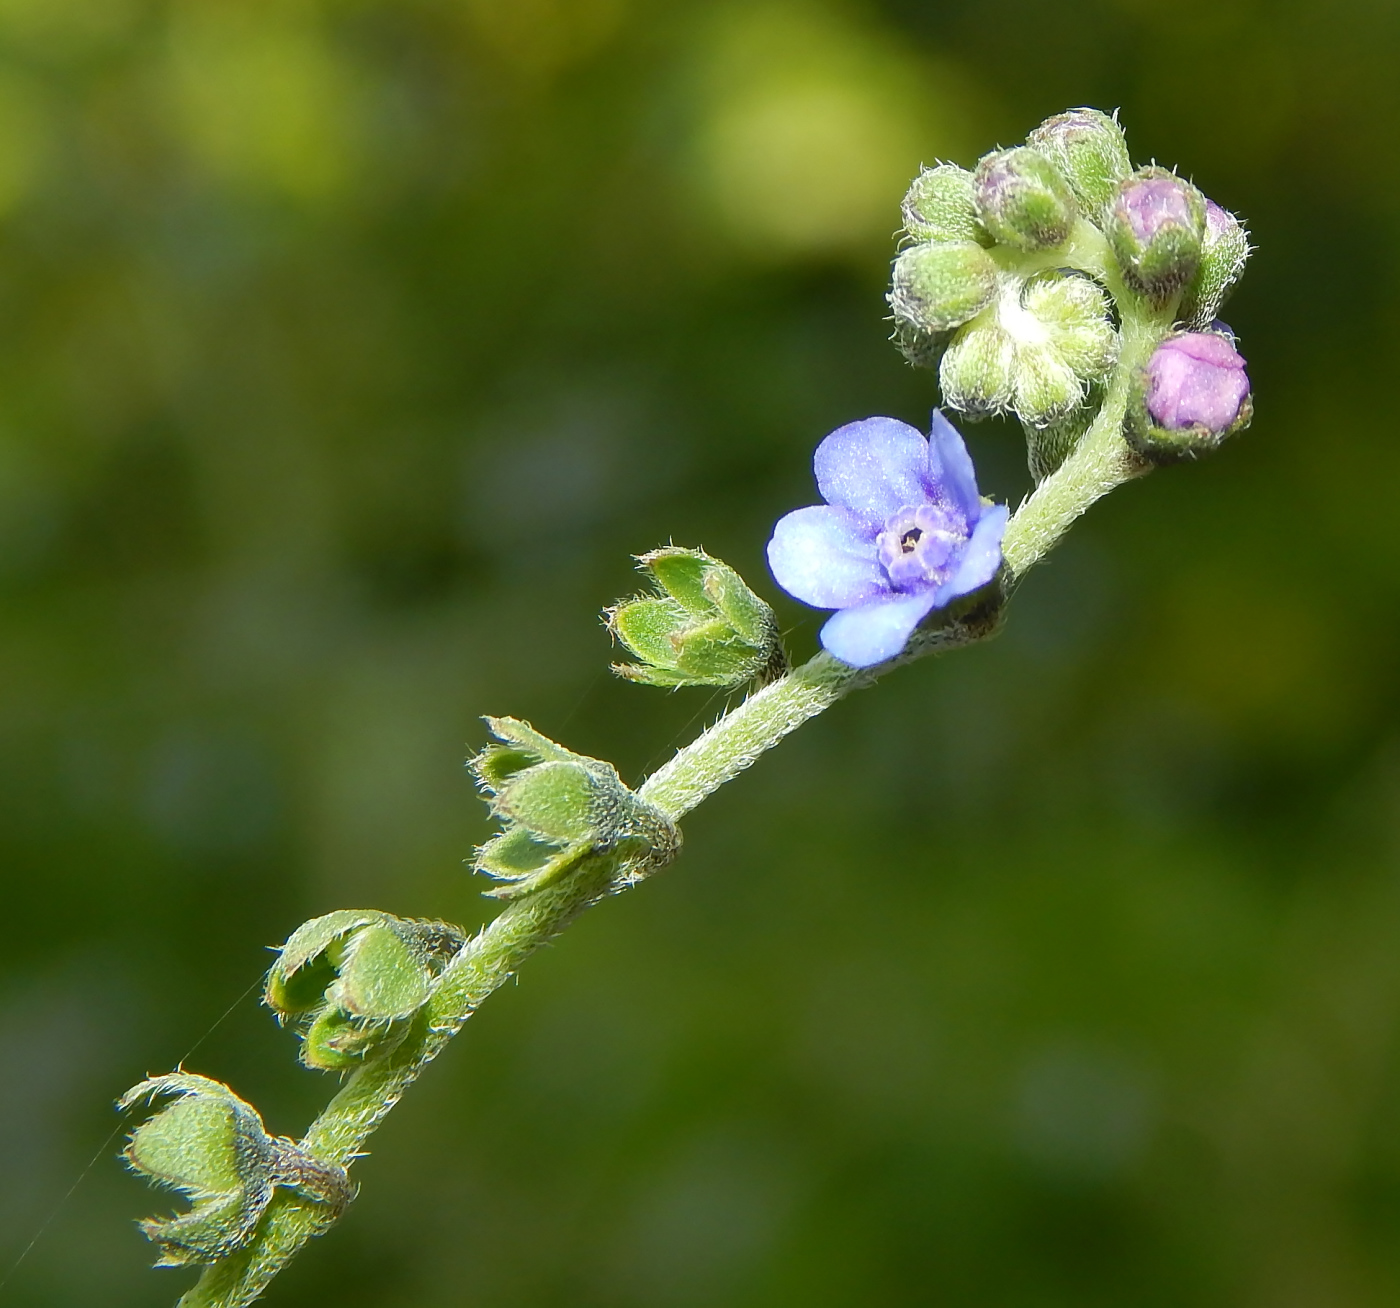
[819,590,939,668]
[767,505,887,609]
[813,417,930,529]
[926,410,981,523]
[933,503,1008,605]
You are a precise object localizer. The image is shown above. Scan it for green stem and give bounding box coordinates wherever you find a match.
[178,237,1176,1308]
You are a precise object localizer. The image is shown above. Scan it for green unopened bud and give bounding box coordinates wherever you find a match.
[938,315,1015,417]
[608,547,786,688]
[1105,167,1206,301]
[472,717,680,898]
[1024,389,1101,482]
[1180,199,1250,329]
[1026,108,1131,218]
[119,1074,352,1267]
[266,910,464,1071]
[888,240,998,334]
[973,146,1076,251]
[1013,343,1082,427]
[1019,272,1118,385]
[900,163,991,245]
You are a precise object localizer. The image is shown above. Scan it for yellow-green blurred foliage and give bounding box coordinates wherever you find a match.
[2,1,1400,1305]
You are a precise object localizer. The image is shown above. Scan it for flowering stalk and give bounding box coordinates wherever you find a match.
[170,321,1162,1307]
[123,105,1254,1307]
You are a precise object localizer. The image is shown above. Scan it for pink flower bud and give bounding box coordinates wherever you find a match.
[1145,332,1249,432]
[1127,330,1252,462]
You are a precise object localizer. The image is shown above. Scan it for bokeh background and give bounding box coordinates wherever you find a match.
[0,0,1396,1304]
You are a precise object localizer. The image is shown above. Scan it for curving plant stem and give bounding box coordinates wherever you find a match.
[177,279,1173,1308]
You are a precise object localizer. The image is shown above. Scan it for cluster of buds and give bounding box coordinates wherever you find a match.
[264,910,465,1071]
[472,716,680,897]
[119,1074,353,1266]
[889,107,1251,478]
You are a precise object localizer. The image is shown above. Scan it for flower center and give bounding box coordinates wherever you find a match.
[876,503,967,590]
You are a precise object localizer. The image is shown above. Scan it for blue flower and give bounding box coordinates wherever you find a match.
[767,413,1008,668]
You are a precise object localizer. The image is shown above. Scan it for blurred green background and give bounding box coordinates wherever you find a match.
[0,0,1396,1304]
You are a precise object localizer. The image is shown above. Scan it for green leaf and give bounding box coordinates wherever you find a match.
[476,825,563,879]
[495,760,604,842]
[126,1092,246,1197]
[482,716,581,765]
[301,1006,411,1072]
[611,595,688,669]
[639,547,711,611]
[611,662,704,687]
[331,923,431,1020]
[672,618,764,680]
[267,910,388,1015]
[702,561,773,646]
[472,745,539,791]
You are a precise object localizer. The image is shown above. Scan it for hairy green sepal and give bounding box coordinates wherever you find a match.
[607,547,786,688]
[472,716,681,898]
[119,1074,352,1268]
[265,911,464,1071]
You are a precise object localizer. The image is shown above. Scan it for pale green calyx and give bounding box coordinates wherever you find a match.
[266,910,465,1071]
[940,271,1117,429]
[119,1073,353,1268]
[472,717,680,898]
[1027,108,1131,219]
[900,163,991,246]
[888,240,999,335]
[608,546,787,688]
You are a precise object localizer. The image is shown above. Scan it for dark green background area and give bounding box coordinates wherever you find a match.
[1,1,1396,1304]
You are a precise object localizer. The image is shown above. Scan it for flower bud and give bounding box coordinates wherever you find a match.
[1126,330,1252,461]
[900,163,990,245]
[1024,391,1101,482]
[888,240,998,334]
[119,1073,352,1267]
[1105,167,1206,301]
[972,146,1076,251]
[1019,272,1118,385]
[608,547,786,688]
[1026,108,1131,219]
[472,717,679,898]
[939,317,1015,417]
[266,910,464,1071]
[1180,199,1250,329]
[1013,343,1083,428]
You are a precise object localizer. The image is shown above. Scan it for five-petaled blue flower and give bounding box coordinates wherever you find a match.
[767,413,1008,668]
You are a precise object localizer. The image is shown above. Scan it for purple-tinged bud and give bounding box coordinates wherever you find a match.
[1127,330,1252,461]
[972,147,1076,251]
[1180,199,1250,329]
[1027,107,1131,219]
[1105,167,1206,301]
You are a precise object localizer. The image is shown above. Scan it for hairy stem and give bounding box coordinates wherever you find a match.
[178,274,1172,1308]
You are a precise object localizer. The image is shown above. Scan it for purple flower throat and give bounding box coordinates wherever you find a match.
[877,503,967,589]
